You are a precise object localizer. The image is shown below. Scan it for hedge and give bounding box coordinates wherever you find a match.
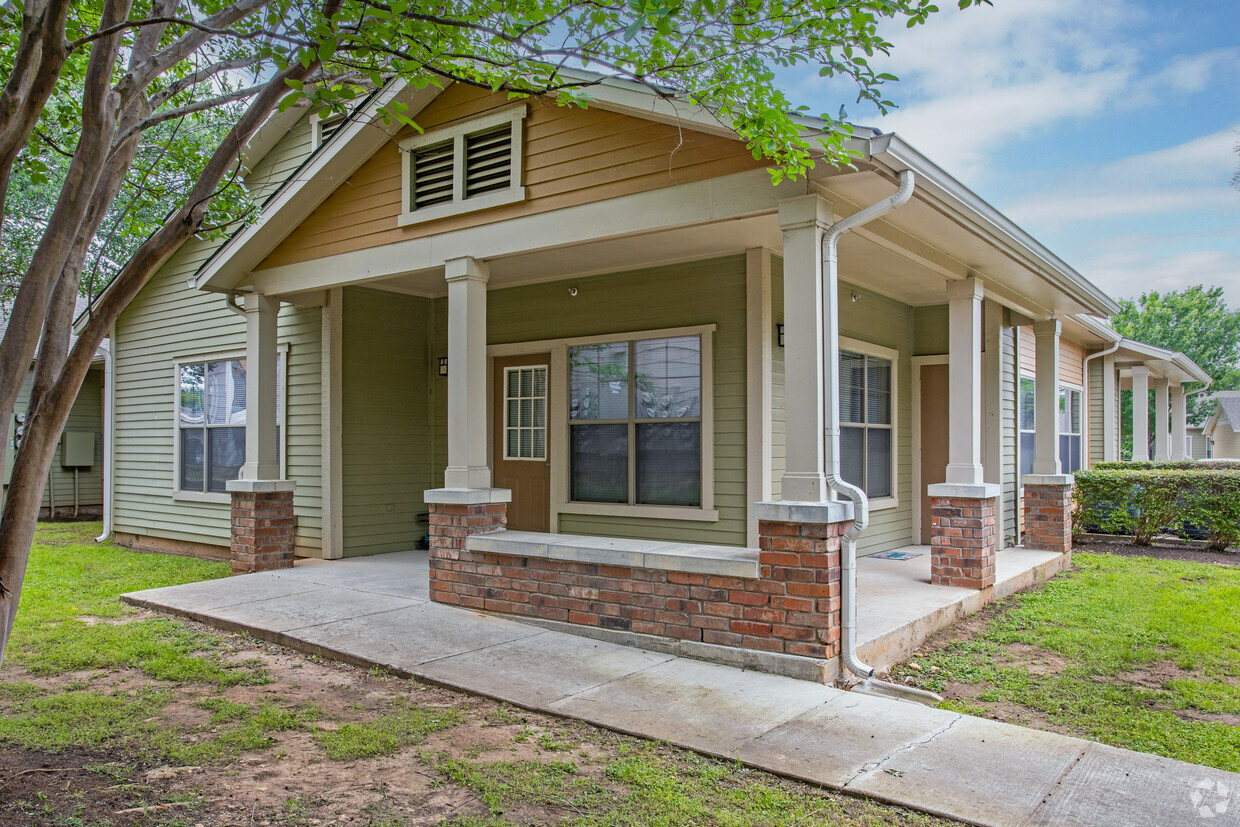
[1073,468,1240,550]
[1093,460,1240,472]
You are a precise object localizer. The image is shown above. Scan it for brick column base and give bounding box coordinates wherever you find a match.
[929,491,998,590]
[1022,478,1074,554]
[230,489,295,574]
[755,517,848,659]
[425,491,509,607]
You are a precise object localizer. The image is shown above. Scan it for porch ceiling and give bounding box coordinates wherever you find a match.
[341,212,953,307]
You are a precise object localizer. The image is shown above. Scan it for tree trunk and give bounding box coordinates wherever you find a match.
[0,58,318,666]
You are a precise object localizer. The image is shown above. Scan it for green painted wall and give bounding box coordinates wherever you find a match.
[7,367,104,510]
[112,115,324,554]
[913,304,948,356]
[478,255,750,547]
[770,256,785,502]
[340,287,435,555]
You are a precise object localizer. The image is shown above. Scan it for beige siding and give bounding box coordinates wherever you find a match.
[1060,338,1086,387]
[113,238,323,553]
[1087,357,1105,466]
[1018,326,1036,376]
[257,84,768,270]
[7,367,105,510]
[340,287,435,555]
[1212,424,1240,459]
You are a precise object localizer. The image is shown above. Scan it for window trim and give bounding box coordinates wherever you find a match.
[397,103,527,227]
[171,346,288,504]
[310,109,347,151]
[839,336,899,511]
[1058,382,1083,474]
[487,324,718,525]
[1019,372,1036,478]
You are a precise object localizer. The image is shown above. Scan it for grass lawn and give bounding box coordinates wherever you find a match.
[891,550,1240,772]
[0,522,954,827]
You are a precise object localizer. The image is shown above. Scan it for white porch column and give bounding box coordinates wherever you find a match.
[1153,376,1170,461]
[443,257,492,489]
[1102,354,1118,462]
[777,195,831,502]
[239,292,281,482]
[1171,384,1188,460]
[1031,320,1061,476]
[1131,366,1150,462]
[944,278,985,485]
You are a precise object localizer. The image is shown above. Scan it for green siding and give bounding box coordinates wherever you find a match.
[484,256,749,547]
[767,271,914,556]
[770,257,785,502]
[111,111,322,554]
[7,367,104,510]
[341,287,435,555]
[913,305,949,356]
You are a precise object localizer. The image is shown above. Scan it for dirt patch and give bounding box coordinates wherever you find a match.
[1075,540,1240,567]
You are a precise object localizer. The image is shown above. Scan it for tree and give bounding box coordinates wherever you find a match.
[1111,285,1240,458]
[0,0,987,665]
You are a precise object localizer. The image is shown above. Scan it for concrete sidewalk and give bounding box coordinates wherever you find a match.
[124,552,1240,827]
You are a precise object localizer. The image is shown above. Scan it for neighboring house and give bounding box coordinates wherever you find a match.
[1186,425,1211,460]
[1203,392,1240,459]
[5,296,108,519]
[81,75,1213,678]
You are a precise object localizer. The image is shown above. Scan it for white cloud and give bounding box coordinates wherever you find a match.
[1006,125,1240,226]
[1079,248,1240,304]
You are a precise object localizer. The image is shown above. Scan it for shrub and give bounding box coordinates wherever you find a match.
[1094,460,1240,472]
[1073,469,1240,550]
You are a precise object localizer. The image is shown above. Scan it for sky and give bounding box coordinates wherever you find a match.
[783,0,1240,308]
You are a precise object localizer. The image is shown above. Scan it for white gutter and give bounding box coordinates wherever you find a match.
[94,330,115,543]
[821,169,941,705]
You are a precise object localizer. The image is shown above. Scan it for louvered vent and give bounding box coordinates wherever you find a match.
[411,141,455,209]
[318,115,346,144]
[464,125,512,198]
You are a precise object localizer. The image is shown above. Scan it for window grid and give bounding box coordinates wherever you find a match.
[1019,375,1036,477]
[568,336,703,507]
[839,350,893,499]
[504,366,547,461]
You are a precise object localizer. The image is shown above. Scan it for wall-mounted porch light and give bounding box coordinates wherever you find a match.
[776,323,784,348]
[438,356,448,376]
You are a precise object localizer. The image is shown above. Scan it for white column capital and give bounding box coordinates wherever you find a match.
[1033,318,1061,338]
[777,194,833,232]
[1130,364,1151,378]
[444,256,490,283]
[946,276,984,302]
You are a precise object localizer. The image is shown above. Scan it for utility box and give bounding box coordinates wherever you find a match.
[61,432,95,468]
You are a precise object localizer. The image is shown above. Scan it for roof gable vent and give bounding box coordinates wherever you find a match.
[464,125,512,198]
[411,141,455,209]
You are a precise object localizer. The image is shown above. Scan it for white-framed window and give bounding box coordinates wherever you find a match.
[1059,385,1082,473]
[503,365,548,460]
[397,103,526,227]
[839,341,896,502]
[1019,375,1036,476]
[310,109,347,150]
[568,334,704,508]
[175,350,284,500]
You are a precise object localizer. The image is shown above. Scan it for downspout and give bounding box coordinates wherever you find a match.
[1082,339,1121,467]
[95,332,115,542]
[821,169,941,705]
[225,292,247,318]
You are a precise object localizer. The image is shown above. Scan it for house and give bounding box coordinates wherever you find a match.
[86,75,1211,680]
[1203,392,1240,459]
[1186,425,1211,460]
[5,296,107,520]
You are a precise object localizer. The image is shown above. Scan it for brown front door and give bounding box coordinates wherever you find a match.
[919,363,950,543]
[493,354,551,532]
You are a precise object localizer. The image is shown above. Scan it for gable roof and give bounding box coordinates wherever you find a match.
[6,295,105,365]
[1207,391,1240,434]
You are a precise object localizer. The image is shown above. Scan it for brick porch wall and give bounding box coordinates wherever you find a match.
[1023,482,1073,554]
[929,495,998,590]
[230,490,295,574]
[426,503,847,661]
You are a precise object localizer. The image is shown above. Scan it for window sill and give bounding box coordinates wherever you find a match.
[558,501,719,523]
[171,490,231,505]
[398,187,526,228]
[868,496,899,512]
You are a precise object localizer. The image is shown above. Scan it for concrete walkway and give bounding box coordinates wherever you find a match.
[124,552,1240,827]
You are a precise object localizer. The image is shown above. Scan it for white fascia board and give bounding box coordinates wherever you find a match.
[1062,314,1121,347]
[1172,353,1213,386]
[869,133,1121,318]
[195,78,436,292]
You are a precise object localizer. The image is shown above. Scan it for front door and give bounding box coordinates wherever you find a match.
[919,363,949,544]
[493,354,551,532]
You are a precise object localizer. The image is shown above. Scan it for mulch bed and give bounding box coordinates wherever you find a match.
[1074,540,1240,567]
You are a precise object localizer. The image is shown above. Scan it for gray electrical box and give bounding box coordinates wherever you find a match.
[61,431,94,468]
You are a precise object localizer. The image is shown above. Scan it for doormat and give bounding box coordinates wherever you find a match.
[870,551,922,560]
